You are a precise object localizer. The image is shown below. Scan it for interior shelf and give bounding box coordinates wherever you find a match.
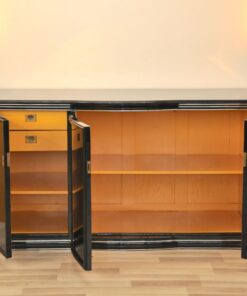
[91,154,243,175]
[11,187,83,195]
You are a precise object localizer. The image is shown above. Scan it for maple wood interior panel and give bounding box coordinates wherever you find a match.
[92,175,122,205]
[78,112,122,155]
[92,211,241,233]
[10,151,67,173]
[10,151,68,234]
[91,154,242,174]
[78,110,246,233]
[12,210,67,233]
[187,175,241,204]
[122,175,175,205]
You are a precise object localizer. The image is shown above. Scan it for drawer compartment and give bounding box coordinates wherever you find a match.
[0,111,67,130]
[10,131,67,151]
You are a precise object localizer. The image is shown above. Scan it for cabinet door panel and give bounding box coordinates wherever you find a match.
[242,121,247,258]
[68,113,92,271]
[0,117,11,258]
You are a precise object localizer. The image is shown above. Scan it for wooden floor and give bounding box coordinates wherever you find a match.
[1,249,247,295]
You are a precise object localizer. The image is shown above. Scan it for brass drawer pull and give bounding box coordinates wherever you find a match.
[25,135,37,144]
[25,114,37,122]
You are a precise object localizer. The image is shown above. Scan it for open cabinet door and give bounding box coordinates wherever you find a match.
[242,121,247,258]
[0,117,11,258]
[68,113,92,270]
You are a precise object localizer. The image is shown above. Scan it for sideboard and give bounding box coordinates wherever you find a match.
[1,89,247,271]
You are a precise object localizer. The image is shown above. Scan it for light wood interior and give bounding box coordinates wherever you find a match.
[93,211,241,233]
[77,110,246,233]
[8,110,246,235]
[11,152,68,234]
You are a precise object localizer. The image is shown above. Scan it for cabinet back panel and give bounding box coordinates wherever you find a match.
[122,175,175,205]
[10,152,67,173]
[93,211,241,233]
[78,110,245,215]
[12,210,67,234]
[78,112,122,155]
[92,175,122,205]
[10,151,68,234]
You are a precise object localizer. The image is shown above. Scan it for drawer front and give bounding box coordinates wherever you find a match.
[0,111,67,130]
[10,131,67,151]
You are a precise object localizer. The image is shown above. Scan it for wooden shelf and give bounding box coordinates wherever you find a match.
[11,190,67,195]
[93,210,241,233]
[91,154,243,175]
[11,186,83,195]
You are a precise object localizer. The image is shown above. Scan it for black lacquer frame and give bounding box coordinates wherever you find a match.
[11,233,241,250]
[0,118,11,258]
[1,102,246,254]
[1,99,247,111]
[68,112,92,270]
[242,121,247,258]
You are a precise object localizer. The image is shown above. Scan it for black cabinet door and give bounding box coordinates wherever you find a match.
[242,121,247,258]
[0,117,11,258]
[68,113,92,270]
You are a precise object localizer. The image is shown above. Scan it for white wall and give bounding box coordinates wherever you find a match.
[0,0,247,88]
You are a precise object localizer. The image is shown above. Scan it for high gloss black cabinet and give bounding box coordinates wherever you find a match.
[0,111,92,271]
[0,118,11,258]
[0,89,247,266]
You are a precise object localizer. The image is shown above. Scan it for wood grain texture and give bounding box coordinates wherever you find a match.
[0,249,246,295]
[0,110,67,130]
[9,131,67,152]
[12,210,68,233]
[92,210,241,233]
[10,151,68,173]
[77,112,123,155]
[78,111,245,213]
[91,155,243,174]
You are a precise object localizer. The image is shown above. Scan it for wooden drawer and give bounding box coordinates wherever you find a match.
[0,111,67,130]
[10,131,67,151]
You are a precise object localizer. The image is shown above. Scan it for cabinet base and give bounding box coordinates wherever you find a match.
[93,233,241,249]
[12,233,241,249]
[12,234,70,248]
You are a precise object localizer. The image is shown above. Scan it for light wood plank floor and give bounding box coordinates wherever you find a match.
[0,249,247,295]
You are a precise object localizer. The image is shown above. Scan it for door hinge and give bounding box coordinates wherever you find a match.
[244,153,247,168]
[87,161,91,174]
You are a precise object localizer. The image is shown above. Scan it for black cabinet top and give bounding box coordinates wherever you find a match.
[1,89,247,110]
